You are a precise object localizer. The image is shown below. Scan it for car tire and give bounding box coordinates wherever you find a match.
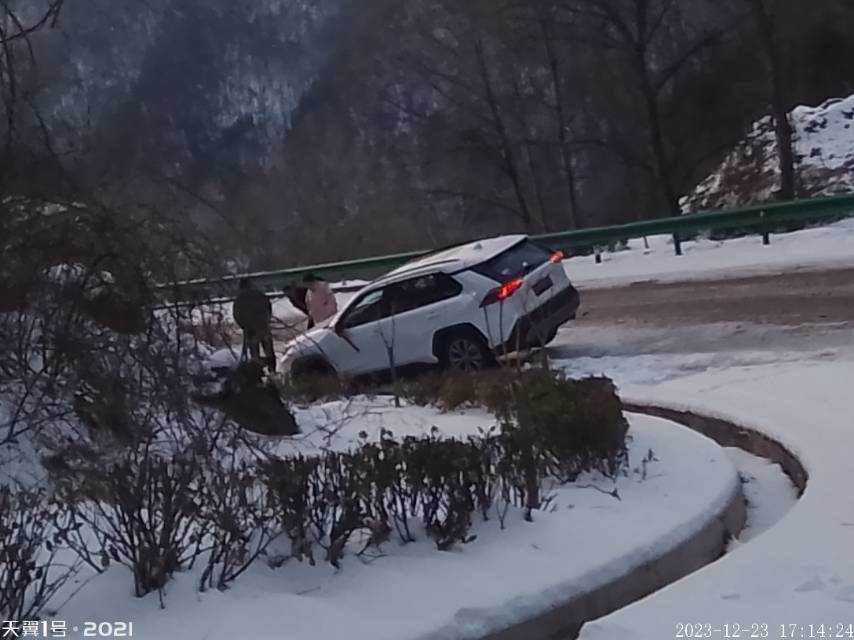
[438,330,495,373]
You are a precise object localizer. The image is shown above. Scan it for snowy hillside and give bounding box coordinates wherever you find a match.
[681,94,854,212]
[35,0,345,169]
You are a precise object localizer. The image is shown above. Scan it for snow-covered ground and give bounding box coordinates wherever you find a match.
[562,215,854,289]
[287,396,501,456]
[56,412,739,640]
[549,320,854,637]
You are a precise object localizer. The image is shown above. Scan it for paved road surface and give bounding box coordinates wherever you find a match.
[573,266,854,327]
[550,266,854,364]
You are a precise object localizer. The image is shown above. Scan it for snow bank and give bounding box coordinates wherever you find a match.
[682,94,854,212]
[56,413,739,640]
[562,215,854,288]
[723,447,798,545]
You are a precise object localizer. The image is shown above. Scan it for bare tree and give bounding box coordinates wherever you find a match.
[745,0,796,200]
[569,0,723,217]
[384,0,544,231]
[502,1,586,229]
[0,0,65,189]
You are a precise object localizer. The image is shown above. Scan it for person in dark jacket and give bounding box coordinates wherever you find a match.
[233,278,275,372]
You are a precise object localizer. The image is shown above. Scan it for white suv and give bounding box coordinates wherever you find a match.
[280,235,580,378]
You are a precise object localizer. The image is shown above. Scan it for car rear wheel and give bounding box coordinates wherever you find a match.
[440,332,494,373]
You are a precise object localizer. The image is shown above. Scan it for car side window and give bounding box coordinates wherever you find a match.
[341,289,388,328]
[386,274,462,315]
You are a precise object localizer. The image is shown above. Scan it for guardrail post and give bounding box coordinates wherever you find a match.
[760,210,770,245]
[673,233,682,256]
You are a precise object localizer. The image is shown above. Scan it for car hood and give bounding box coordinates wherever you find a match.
[284,325,334,354]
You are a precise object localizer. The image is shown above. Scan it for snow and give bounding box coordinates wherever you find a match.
[683,94,854,211]
[286,396,502,456]
[42,263,117,300]
[548,320,854,638]
[792,96,854,172]
[205,346,241,372]
[55,412,740,640]
[723,448,798,546]
[562,215,854,288]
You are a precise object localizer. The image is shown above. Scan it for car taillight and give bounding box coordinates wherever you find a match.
[550,250,565,263]
[480,277,524,307]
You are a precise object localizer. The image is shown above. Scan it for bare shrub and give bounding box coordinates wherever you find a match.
[277,372,359,405]
[260,369,629,565]
[0,486,78,621]
[404,369,629,481]
[56,448,211,598]
[261,455,319,566]
[198,457,280,592]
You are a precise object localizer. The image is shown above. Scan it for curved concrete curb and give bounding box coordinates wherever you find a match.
[481,403,808,640]
[624,403,808,494]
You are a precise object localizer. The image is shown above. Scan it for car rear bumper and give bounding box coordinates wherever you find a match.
[500,284,580,351]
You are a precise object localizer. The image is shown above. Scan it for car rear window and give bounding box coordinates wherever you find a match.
[472,240,551,282]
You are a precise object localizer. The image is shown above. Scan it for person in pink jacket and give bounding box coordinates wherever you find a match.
[304,274,338,328]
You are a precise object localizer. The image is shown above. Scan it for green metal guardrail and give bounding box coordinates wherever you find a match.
[164,192,854,301]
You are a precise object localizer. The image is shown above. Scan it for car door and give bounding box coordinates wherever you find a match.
[384,274,467,366]
[334,288,395,375]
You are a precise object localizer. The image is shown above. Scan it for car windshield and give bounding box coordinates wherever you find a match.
[340,288,387,328]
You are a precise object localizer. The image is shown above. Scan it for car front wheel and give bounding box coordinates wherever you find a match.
[291,357,335,380]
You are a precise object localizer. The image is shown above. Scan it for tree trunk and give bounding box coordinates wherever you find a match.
[637,52,681,217]
[627,0,679,218]
[474,39,533,230]
[751,0,796,200]
[524,140,550,232]
[540,15,583,228]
